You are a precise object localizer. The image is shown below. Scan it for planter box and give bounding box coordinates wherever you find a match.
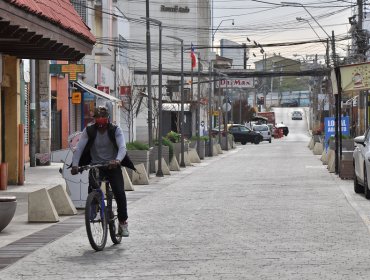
[198,140,205,159]
[329,139,354,151]
[127,149,150,176]
[340,160,354,180]
[149,145,169,173]
[173,142,189,162]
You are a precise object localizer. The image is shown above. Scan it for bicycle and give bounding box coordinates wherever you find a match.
[78,163,122,251]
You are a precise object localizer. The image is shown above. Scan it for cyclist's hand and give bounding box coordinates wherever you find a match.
[108,159,120,169]
[71,166,79,175]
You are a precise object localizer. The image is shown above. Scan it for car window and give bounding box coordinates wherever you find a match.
[230,127,239,132]
[240,126,250,132]
[253,125,268,131]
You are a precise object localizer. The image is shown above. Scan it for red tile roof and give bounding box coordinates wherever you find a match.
[6,0,95,44]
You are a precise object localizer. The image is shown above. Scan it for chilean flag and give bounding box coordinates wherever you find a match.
[191,43,197,68]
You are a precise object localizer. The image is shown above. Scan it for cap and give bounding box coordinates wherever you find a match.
[93,106,109,118]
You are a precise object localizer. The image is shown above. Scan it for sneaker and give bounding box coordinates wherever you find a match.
[118,221,129,237]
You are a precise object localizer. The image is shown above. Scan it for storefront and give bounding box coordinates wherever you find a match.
[0,0,95,185]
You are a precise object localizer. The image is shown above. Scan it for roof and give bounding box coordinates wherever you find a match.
[75,80,121,104]
[6,0,95,44]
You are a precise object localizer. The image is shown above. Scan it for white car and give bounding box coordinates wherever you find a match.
[252,124,272,143]
[292,111,303,120]
[354,128,370,198]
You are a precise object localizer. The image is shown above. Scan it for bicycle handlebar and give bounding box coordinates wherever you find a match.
[77,163,111,172]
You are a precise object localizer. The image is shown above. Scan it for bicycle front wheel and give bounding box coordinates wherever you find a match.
[108,194,122,244]
[85,191,108,251]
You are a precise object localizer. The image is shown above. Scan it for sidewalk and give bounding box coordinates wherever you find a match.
[0,162,70,248]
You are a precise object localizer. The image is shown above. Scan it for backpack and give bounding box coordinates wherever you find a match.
[78,123,136,171]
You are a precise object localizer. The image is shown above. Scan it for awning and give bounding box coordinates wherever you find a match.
[74,80,121,104]
[0,0,95,60]
[162,103,191,111]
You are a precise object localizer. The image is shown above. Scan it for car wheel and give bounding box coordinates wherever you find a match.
[354,163,364,193]
[254,137,260,144]
[241,140,247,145]
[364,165,370,199]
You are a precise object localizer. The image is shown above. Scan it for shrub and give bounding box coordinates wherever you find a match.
[166,131,181,143]
[161,137,174,160]
[154,137,174,160]
[190,135,209,142]
[126,141,149,151]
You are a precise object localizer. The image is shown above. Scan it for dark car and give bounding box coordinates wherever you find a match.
[212,124,263,145]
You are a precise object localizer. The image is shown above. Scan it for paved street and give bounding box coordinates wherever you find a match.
[1,108,370,279]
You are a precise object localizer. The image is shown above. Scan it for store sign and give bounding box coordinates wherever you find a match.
[324,116,349,150]
[71,92,81,104]
[216,78,254,88]
[160,5,190,13]
[120,86,132,96]
[340,62,370,92]
[97,86,110,94]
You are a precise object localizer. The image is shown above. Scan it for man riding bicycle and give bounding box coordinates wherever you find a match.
[71,105,129,237]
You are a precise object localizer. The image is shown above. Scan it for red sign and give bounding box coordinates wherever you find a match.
[120,86,132,96]
[97,86,110,94]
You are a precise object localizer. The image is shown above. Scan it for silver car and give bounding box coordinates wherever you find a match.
[252,124,272,143]
[353,129,370,198]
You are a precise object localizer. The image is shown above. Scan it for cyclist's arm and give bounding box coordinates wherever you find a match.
[114,126,127,162]
[71,129,89,166]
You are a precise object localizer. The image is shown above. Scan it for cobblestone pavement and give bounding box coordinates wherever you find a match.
[1,137,370,279]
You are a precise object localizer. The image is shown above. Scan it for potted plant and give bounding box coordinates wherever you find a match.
[166,131,182,162]
[190,135,208,159]
[150,137,173,173]
[328,135,354,151]
[126,141,150,175]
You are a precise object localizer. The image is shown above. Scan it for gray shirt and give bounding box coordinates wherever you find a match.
[72,125,126,166]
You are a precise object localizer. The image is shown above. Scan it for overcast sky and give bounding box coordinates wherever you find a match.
[212,0,355,66]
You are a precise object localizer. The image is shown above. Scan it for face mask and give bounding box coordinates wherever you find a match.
[95,117,108,128]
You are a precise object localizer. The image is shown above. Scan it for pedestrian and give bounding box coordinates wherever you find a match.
[70,105,129,237]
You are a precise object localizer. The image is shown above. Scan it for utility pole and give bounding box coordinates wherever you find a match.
[243,43,247,69]
[30,60,36,167]
[145,0,153,147]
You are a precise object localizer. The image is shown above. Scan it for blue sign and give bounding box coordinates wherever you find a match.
[324,116,349,151]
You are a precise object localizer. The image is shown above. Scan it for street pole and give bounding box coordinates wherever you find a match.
[225,81,229,151]
[145,1,153,147]
[30,59,36,167]
[157,22,163,177]
[166,35,185,168]
[218,73,221,146]
[208,60,213,156]
[197,53,201,155]
[142,16,163,176]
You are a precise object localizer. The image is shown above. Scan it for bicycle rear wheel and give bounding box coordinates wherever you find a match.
[108,194,122,244]
[85,191,108,251]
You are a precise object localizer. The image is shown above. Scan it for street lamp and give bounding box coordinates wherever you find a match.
[166,35,185,168]
[141,17,163,177]
[281,2,331,39]
[212,19,235,52]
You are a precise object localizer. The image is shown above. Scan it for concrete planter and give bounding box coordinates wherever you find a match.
[329,138,354,151]
[198,140,205,159]
[173,142,189,162]
[150,145,169,173]
[127,149,150,176]
[0,196,17,232]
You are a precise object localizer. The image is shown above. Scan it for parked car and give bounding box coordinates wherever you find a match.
[275,122,289,136]
[353,129,370,198]
[252,124,272,143]
[281,99,298,107]
[212,124,263,145]
[292,111,303,120]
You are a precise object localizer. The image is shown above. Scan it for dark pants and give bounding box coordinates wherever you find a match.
[89,166,128,222]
